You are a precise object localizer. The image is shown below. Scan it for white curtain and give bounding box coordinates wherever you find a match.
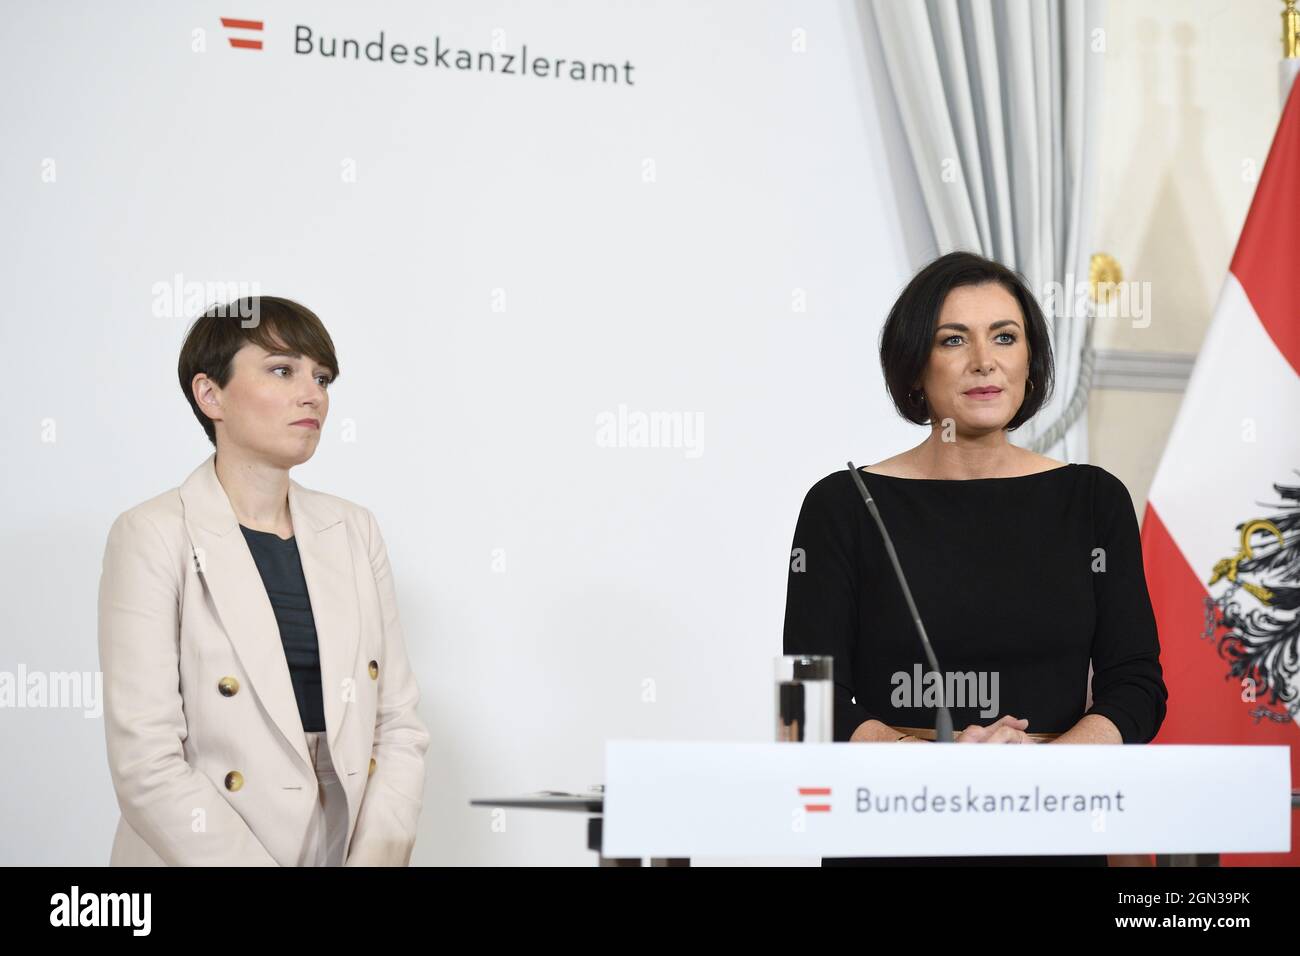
[869,0,1106,462]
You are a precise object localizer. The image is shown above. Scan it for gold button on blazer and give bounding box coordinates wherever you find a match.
[97,453,431,866]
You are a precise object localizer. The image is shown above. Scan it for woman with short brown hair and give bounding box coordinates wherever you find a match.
[98,296,430,866]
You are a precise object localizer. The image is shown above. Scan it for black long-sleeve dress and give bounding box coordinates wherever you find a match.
[782,463,1168,866]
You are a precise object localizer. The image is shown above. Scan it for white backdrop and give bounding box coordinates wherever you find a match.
[0,0,931,864]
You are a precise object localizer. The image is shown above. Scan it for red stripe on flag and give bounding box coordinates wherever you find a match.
[798,787,831,795]
[228,38,263,50]
[1141,502,1300,865]
[220,18,263,30]
[1229,78,1300,377]
[804,805,831,813]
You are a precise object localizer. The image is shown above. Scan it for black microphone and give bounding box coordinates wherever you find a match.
[847,461,954,744]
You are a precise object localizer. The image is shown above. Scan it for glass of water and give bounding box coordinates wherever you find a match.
[775,654,832,742]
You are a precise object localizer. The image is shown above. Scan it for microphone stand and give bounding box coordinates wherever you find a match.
[847,461,954,743]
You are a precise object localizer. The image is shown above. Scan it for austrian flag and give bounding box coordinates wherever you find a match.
[1142,78,1300,865]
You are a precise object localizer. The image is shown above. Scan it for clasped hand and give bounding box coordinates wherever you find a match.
[955,714,1037,743]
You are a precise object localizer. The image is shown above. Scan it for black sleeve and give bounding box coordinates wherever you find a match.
[782,473,874,742]
[1083,468,1169,743]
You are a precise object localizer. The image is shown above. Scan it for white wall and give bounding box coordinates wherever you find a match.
[1089,0,1285,515]
[0,0,929,864]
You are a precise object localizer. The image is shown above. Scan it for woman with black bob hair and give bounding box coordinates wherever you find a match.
[782,251,1167,866]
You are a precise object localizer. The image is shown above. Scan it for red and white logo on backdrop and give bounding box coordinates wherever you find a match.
[220,16,263,50]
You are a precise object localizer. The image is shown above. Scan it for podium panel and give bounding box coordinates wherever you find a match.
[603,741,1290,858]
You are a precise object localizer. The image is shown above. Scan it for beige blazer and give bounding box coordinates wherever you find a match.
[97,453,431,866]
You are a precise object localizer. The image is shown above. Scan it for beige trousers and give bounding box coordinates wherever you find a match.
[301,730,348,867]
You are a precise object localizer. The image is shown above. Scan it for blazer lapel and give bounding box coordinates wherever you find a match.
[287,475,360,765]
[178,454,360,774]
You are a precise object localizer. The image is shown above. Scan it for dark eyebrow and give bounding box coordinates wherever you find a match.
[264,351,330,375]
[935,319,1022,334]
